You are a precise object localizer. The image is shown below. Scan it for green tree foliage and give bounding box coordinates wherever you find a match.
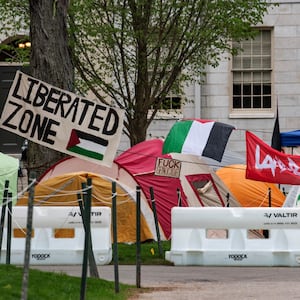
[0,0,272,147]
[70,0,271,146]
[0,2,29,62]
[0,2,29,33]
[0,1,73,179]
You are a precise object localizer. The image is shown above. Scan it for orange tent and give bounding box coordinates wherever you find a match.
[216,164,285,207]
[17,172,156,243]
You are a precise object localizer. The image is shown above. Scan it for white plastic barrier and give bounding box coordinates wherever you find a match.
[0,206,112,265]
[165,207,300,266]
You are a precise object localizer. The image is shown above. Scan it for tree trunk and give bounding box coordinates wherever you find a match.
[128,109,148,146]
[27,0,74,179]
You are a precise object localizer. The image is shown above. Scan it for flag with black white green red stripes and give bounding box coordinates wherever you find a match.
[66,129,108,161]
[162,119,235,162]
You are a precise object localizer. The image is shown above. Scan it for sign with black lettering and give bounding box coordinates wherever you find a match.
[0,71,124,166]
[154,157,181,178]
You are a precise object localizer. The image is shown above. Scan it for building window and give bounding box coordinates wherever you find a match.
[0,36,31,62]
[155,94,181,110]
[149,94,182,120]
[149,85,182,120]
[231,29,272,116]
[149,68,182,115]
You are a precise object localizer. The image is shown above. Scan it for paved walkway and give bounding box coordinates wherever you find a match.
[31,265,300,299]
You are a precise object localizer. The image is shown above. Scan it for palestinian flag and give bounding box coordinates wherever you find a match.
[66,129,108,161]
[162,119,235,162]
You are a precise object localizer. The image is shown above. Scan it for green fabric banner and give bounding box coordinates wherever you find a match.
[0,152,19,205]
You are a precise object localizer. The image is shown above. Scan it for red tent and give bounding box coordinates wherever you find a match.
[39,139,239,239]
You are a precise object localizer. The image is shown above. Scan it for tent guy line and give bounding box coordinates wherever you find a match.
[30,194,134,206]
[10,179,133,206]
[36,181,137,198]
[3,205,93,236]
[1,178,37,206]
[16,138,281,243]
[113,148,247,170]
[9,184,276,209]
[16,181,142,206]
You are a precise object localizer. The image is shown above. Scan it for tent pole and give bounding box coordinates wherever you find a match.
[112,181,120,293]
[80,180,92,300]
[0,180,9,260]
[177,188,182,206]
[136,186,141,288]
[149,187,163,258]
[21,172,36,300]
[226,193,230,207]
[6,192,12,265]
[77,181,99,278]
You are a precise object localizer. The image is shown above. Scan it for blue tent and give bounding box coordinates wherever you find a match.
[281,130,300,147]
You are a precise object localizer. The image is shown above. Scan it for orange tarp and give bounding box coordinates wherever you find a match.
[17,172,154,243]
[216,165,285,207]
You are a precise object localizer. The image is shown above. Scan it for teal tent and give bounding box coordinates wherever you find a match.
[0,153,19,205]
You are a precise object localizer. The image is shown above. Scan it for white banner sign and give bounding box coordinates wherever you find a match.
[0,71,124,166]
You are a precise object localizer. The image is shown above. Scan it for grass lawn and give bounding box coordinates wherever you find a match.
[117,240,171,265]
[0,240,171,300]
[0,264,135,300]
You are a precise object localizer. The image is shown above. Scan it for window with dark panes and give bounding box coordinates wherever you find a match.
[151,88,182,111]
[232,30,272,111]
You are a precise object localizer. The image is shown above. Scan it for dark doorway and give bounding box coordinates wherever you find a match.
[0,65,30,154]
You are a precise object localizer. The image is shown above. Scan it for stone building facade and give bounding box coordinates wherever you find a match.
[145,0,300,158]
